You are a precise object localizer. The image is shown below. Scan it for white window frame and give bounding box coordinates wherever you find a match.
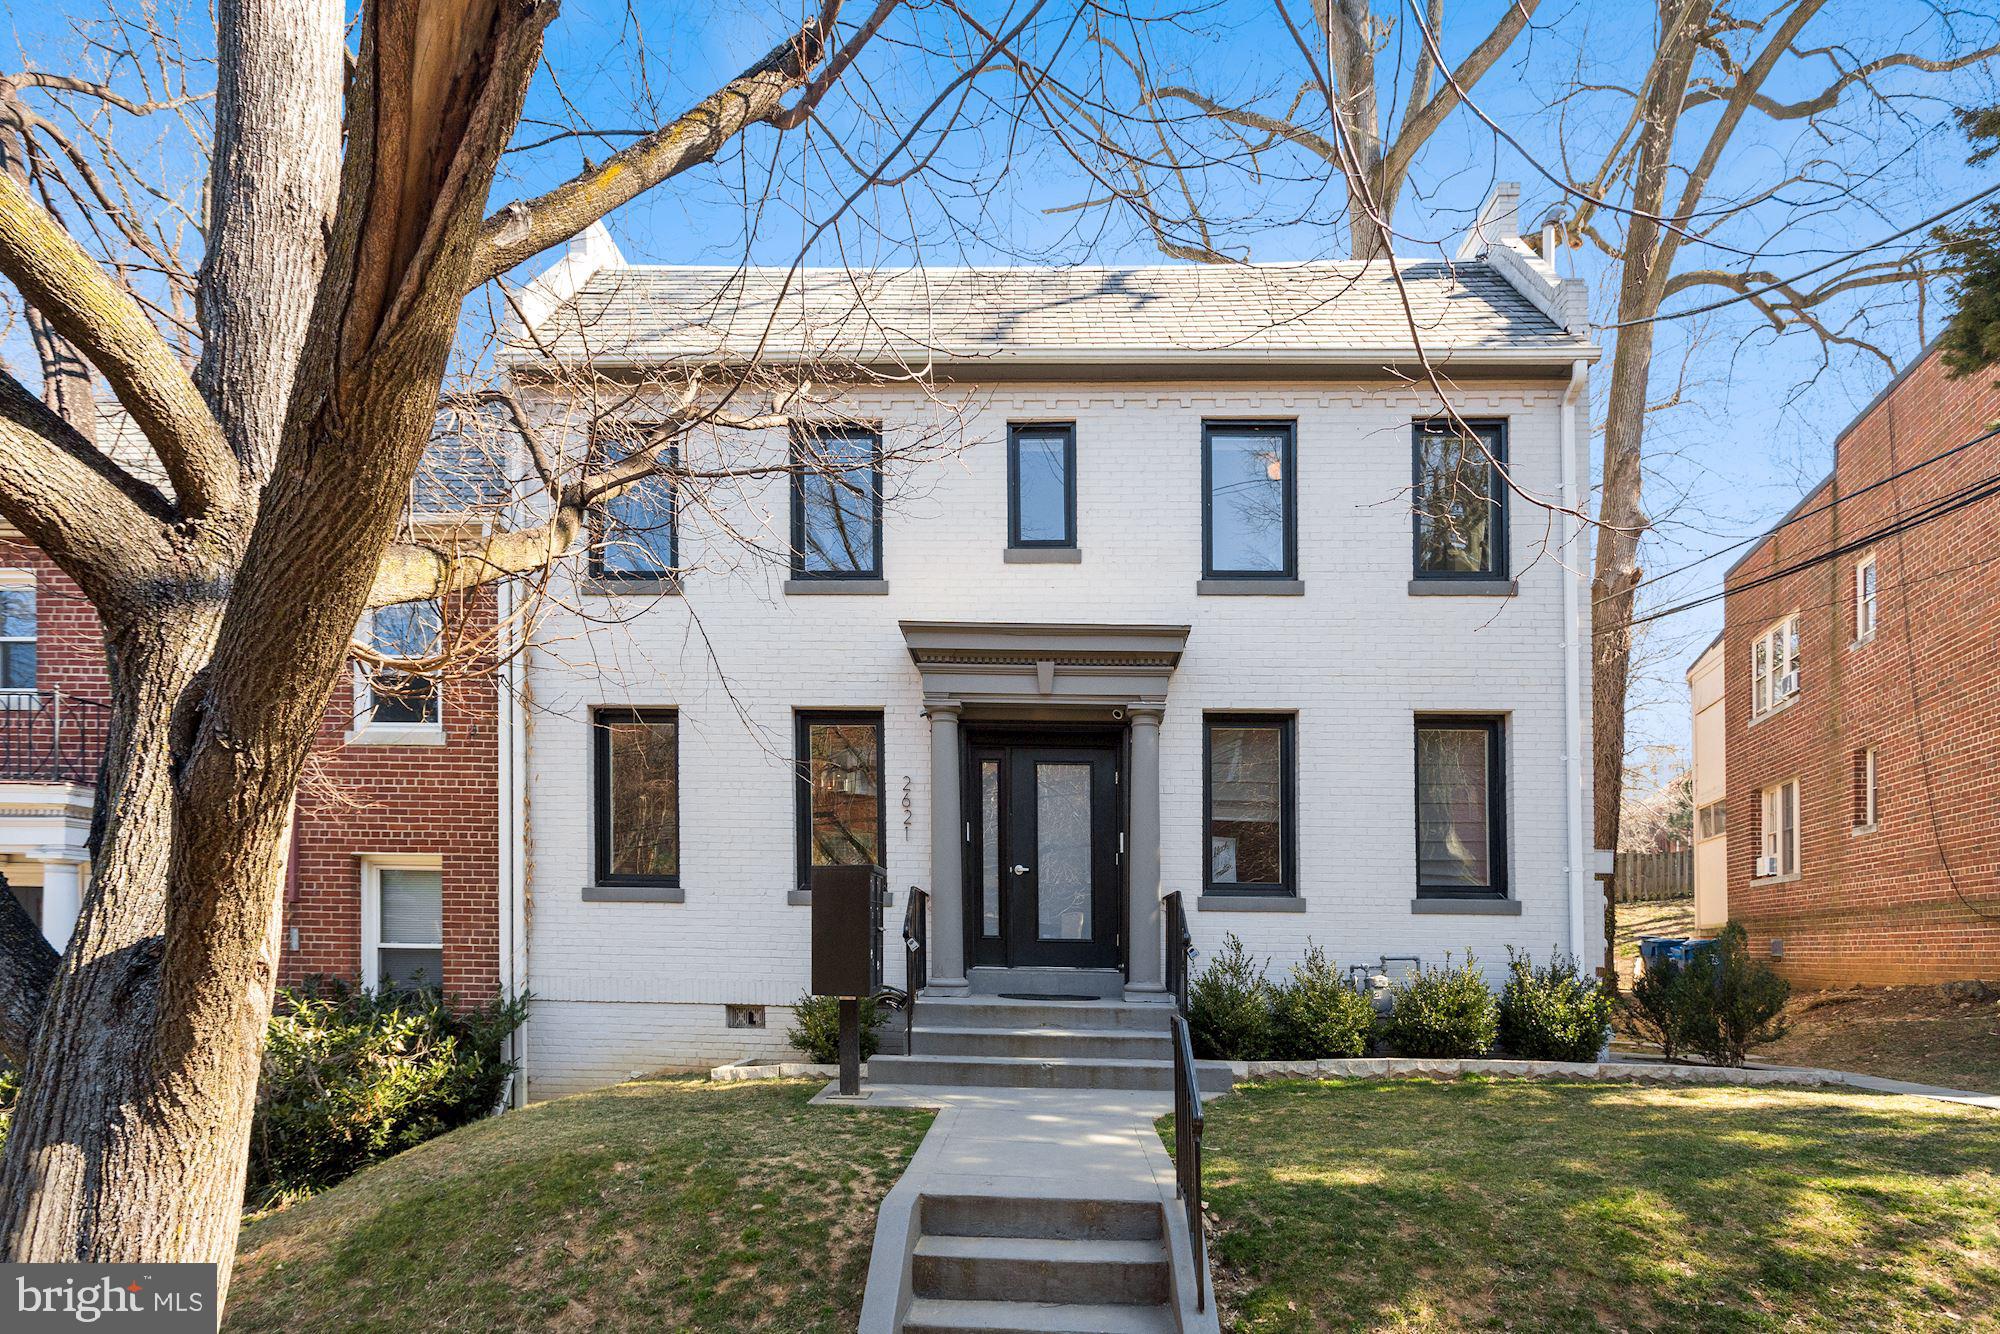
[347,604,446,746]
[1757,779,1799,879]
[1750,614,1800,720]
[1854,553,1877,643]
[1856,747,1878,831]
[0,569,36,700]
[358,853,444,990]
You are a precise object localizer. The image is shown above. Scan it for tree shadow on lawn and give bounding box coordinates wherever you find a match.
[227,1077,933,1333]
[1195,1078,2000,1333]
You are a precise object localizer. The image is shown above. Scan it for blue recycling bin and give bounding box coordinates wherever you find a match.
[1636,937,1686,971]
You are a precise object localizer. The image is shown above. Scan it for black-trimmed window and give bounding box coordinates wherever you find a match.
[791,424,882,579]
[795,711,885,894]
[1414,716,1507,898]
[1203,715,1295,896]
[589,435,677,580]
[1413,420,1508,580]
[1008,423,1076,548]
[1203,421,1295,578]
[592,708,680,888]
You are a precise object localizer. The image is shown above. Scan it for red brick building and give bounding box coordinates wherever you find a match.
[0,530,508,1002]
[1720,342,2000,986]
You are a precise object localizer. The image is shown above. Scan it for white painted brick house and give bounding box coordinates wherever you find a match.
[503,189,1602,1097]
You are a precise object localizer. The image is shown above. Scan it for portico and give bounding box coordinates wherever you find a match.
[900,621,1189,1004]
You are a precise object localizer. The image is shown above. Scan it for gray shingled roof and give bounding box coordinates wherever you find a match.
[526,260,1593,368]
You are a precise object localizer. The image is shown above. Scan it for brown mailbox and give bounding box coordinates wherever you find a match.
[809,864,885,999]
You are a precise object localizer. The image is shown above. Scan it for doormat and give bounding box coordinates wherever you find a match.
[999,992,1097,1002]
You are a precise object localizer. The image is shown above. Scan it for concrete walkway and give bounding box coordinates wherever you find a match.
[827,1084,1217,1333]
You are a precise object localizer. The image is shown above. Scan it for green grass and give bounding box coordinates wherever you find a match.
[1187,1079,2000,1332]
[227,1078,932,1333]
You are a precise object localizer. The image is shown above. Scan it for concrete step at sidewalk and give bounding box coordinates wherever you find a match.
[909,1026,1172,1062]
[901,1296,1176,1334]
[912,1235,1170,1306]
[868,1052,1234,1093]
[920,1193,1163,1242]
[914,997,1177,1033]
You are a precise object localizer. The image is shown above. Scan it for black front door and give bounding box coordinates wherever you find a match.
[967,737,1122,970]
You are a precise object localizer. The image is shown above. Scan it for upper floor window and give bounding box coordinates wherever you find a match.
[1202,421,1295,578]
[1413,420,1508,579]
[593,708,680,888]
[1204,715,1295,897]
[0,575,34,692]
[1757,778,1799,878]
[791,425,882,579]
[1415,716,1508,898]
[1696,800,1727,841]
[1008,423,1076,549]
[1852,748,1878,830]
[796,711,884,894]
[358,601,442,728]
[1854,553,1877,642]
[1750,615,1800,719]
[590,434,677,581]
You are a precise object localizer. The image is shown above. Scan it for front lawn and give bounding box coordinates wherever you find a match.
[1193,1079,1999,1331]
[227,1078,932,1332]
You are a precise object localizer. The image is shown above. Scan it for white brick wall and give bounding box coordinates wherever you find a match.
[519,378,1600,1097]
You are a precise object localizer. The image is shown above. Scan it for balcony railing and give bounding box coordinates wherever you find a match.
[0,690,110,785]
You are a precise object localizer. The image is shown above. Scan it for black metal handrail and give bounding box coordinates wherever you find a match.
[1169,1011,1208,1314]
[902,886,928,1055]
[1164,890,1193,1016]
[0,689,109,785]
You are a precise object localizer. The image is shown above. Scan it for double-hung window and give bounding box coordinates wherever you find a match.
[357,600,442,730]
[361,857,444,991]
[1758,779,1799,878]
[1204,716,1295,897]
[1202,422,1295,579]
[1008,423,1077,550]
[791,425,882,580]
[1415,717,1508,898]
[1412,420,1508,580]
[1854,553,1877,642]
[1750,615,1800,719]
[0,574,35,692]
[795,711,884,895]
[589,432,677,582]
[592,708,680,890]
[1853,748,1878,831]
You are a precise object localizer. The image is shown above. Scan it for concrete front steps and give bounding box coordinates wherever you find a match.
[901,1193,1176,1334]
[868,996,1234,1094]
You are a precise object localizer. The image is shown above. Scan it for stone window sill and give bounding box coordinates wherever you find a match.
[1747,696,1799,728]
[1411,896,1521,916]
[583,575,681,596]
[1197,894,1306,912]
[1750,871,1801,886]
[1408,578,1517,597]
[1851,822,1879,836]
[1196,578,1304,596]
[343,725,447,747]
[1004,547,1082,564]
[583,883,685,903]
[784,578,889,596]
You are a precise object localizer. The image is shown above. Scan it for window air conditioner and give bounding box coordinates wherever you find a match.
[1756,855,1781,877]
[1775,671,1798,698]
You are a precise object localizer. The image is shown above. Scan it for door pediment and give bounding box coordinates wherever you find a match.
[899,621,1189,713]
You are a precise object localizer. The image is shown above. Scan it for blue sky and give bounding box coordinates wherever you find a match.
[7,0,1998,757]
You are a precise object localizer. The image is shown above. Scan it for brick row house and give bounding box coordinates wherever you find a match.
[1698,340,2000,986]
[0,459,513,1006]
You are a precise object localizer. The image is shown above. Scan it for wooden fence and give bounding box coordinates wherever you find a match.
[1614,850,1692,903]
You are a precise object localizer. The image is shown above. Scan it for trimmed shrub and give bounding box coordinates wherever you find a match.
[251,980,526,1208]
[1622,954,1704,1060]
[787,992,885,1063]
[1498,949,1612,1061]
[1271,942,1376,1059]
[1188,933,1277,1060]
[1381,953,1498,1058]
[1683,923,1790,1066]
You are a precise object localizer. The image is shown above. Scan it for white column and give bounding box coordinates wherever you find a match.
[38,855,85,954]
[924,699,969,992]
[1124,704,1168,1002]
